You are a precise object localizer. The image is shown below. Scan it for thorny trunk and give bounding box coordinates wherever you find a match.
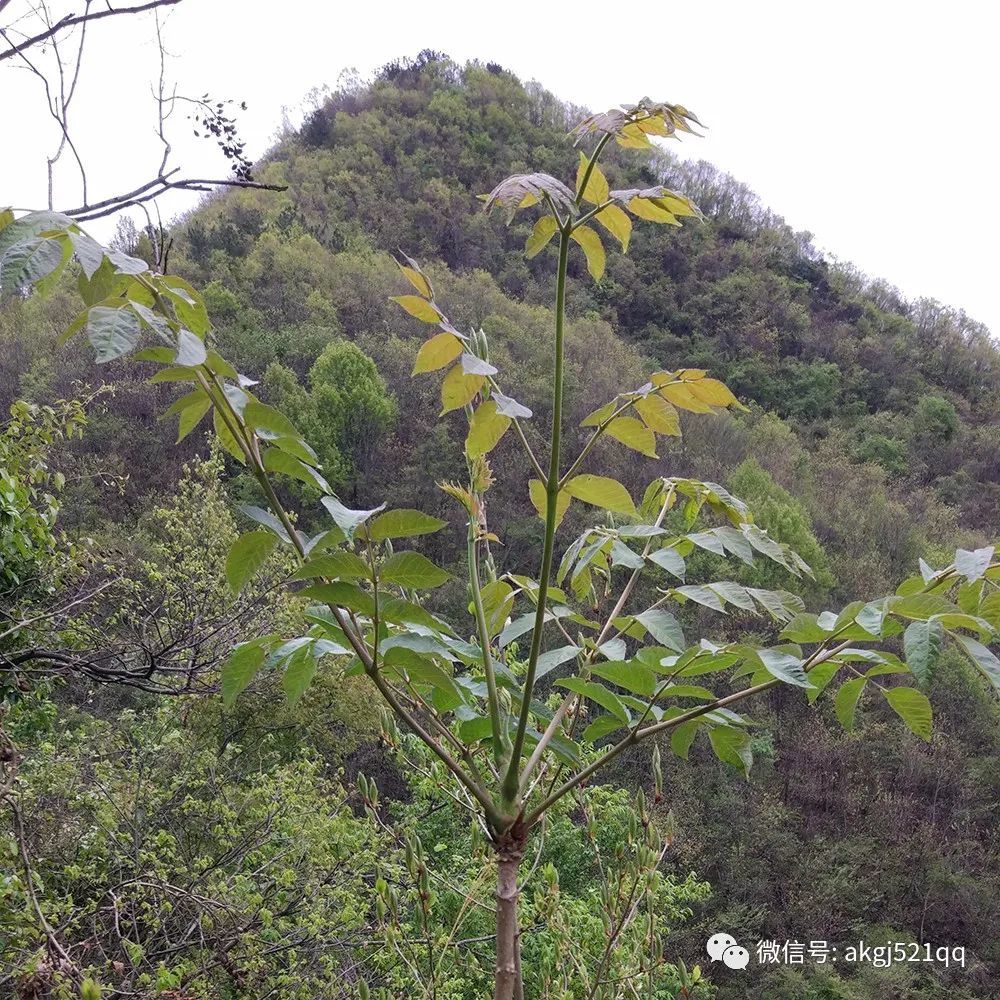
[493,823,526,1000]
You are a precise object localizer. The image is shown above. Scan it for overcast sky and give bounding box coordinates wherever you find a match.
[3,0,997,333]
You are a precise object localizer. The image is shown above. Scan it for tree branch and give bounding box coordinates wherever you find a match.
[0,0,182,62]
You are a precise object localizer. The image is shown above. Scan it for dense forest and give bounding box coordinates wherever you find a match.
[2,52,998,999]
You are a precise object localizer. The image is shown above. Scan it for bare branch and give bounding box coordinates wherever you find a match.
[0,0,182,62]
[61,173,287,221]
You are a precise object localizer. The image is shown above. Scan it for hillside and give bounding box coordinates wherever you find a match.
[2,53,997,999]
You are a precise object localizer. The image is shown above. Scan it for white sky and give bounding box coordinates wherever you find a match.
[3,0,998,333]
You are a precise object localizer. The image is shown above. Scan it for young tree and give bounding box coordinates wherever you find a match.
[2,98,998,999]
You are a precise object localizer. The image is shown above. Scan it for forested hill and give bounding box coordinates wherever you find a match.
[182,52,998,533]
[3,53,999,999]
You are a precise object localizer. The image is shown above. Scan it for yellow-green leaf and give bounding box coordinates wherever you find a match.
[635,394,680,435]
[391,295,442,323]
[594,203,632,251]
[441,365,485,414]
[570,225,605,281]
[413,332,463,374]
[397,258,432,299]
[653,191,700,218]
[525,216,558,259]
[618,122,653,149]
[660,382,713,413]
[529,479,571,528]
[466,400,512,458]
[605,416,657,457]
[581,400,618,427]
[687,377,741,408]
[627,196,680,225]
[564,474,635,515]
[576,152,610,204]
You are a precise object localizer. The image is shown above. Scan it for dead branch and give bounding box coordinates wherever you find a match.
[0,0,182,61]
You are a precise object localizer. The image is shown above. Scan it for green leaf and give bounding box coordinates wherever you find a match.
[890,593,957,620]
[564,474,635,515]
[282,643,319,705]
[263,448,331,493]
[413,332,463,374]
[0,211,72,261]
[466,400,512,458]
[903,619,943,687]
[708,726,752,777]
[298,582,376,616]
[380,551,450,589]
[321,496,385,538]
[291,551,371,581]
[226,530,278,593]
[174,328,207,367]
[245,400,301,442]
[674,584,725,613]
[87,306,141,363]
[239,504,291,543]
[953,634,1000,692]
[525,216,558,258]
[0,236,66,297]
[647,546,685,579]
[149,366,199,383]
[758,649,813,689]
[805,661,841,703]
[440,364,484,414]
[535,644,582,679]
[367,509,448,541]
[556,678,629,722]
[592,660,656,698]
[883,686,933,741]
[213,408,246,464]
[834,677,867,731]
[659,683,715,700]
[584,715,626,743]
[635,608,685,652]
[569,225,605,281]
[273,435,319,466]
[605,416,657,457]
[670,720,700,759]
[221,640,269,706]
[161,275,209,333]
[168,390,211,442]
[780,614,832,644]
[609,539,644,570]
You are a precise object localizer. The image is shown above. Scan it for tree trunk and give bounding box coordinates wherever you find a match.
[493,823,526,1000]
